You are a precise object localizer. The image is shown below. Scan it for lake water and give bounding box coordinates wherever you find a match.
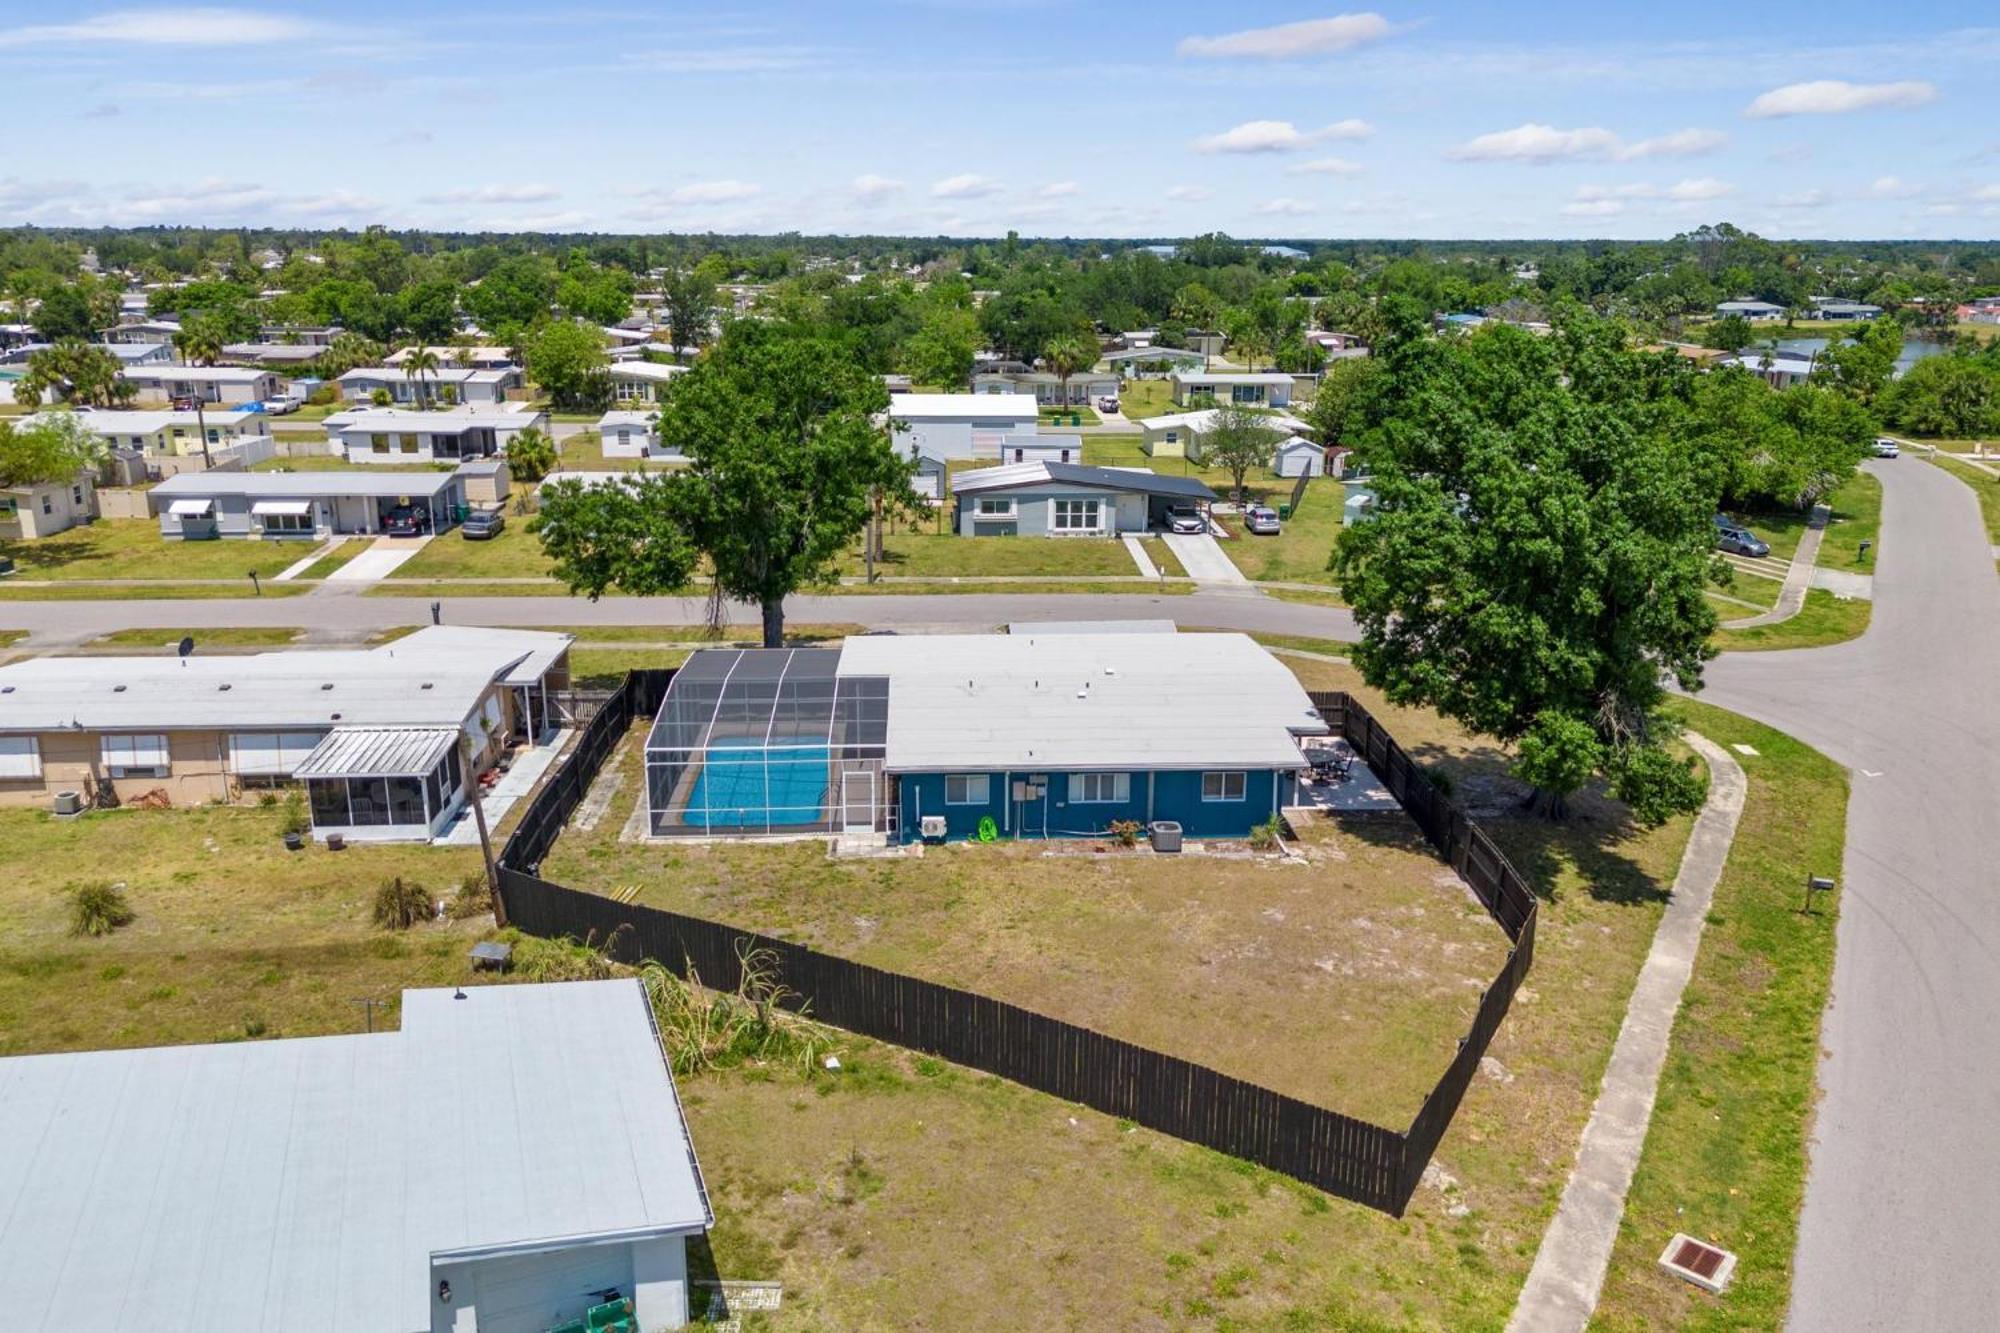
[1763,336,1950,375]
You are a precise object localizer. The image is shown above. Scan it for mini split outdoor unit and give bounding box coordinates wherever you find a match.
[919,815,947,839]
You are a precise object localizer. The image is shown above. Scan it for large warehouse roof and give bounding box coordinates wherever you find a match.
[0,980,710,1333]
[834,630,1325,772]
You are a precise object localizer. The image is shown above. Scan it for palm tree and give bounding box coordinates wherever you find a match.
[402,346,441,411]
[1042,335,1097,417]
[172,321,225,469]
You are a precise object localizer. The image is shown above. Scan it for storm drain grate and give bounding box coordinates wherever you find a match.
[1658,1233,1738,1295]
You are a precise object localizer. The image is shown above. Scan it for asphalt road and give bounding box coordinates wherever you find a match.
[1700,458,2000,1331]
[5,456,1993,1325]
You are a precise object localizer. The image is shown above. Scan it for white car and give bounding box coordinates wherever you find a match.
[1167,505,1208,535]
[1873,437,1900,458]
[260,397,301,416]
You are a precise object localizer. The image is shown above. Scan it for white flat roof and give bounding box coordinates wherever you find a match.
[889,392,1038,419]
[338,366,512,385]
[0,980,710,1333]
[56,408,263,434]
[1139,408,1311,435]
[597,410,654,428]
[608,361,687,382]
[151,470,463,500]
[1172,371,1294,385]
[0,626,571,733]
[120,365,274,384]
[330,405,541,431]
[835,631,1326,772]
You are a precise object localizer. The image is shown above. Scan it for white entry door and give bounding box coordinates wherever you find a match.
[840,770,874,832]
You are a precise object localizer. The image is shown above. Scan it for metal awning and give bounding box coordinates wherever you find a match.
[294,725,459,779]
[251,500,312,516]
[166,498,213,516]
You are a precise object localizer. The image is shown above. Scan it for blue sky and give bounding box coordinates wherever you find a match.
[3,3,1997,239]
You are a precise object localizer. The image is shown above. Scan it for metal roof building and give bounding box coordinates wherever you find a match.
[950,460,1216,500]
[0,980,712,1333]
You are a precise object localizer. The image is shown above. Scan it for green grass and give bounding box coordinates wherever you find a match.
[839,529,1142,579]
[0,581,311,600]
[395,522,555,579]
[1720,469,1879,571]
[1592,701,1847,1332]
[570,646,693,687]
[1080,434,1150,468]
[293,539,369,580]
[1115,378,1173,419]
[1217,478,1343,586]
[1925,454,2000,555]
[1713,589,1872,652]
[85,626,304,649]
[1139,535,1186,578]
[1040,405,1101,426]
[0,802,482,1055]
[0,519,315,582]
[555,433,659,472]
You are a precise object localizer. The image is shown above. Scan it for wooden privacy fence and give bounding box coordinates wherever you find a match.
[497,672,1537,1216]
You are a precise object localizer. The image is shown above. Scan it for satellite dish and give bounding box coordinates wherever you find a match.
[177,636,195,659]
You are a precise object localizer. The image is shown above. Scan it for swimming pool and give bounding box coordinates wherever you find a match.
[682,742,830,829]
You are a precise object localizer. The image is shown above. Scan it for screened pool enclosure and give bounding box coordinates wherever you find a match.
[644,648,891,837]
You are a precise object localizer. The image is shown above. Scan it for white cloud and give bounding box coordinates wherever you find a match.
[1667,176,1733,201]
[1745,79,1938,118]
[1449,122,1724,163]
[851,174,905,203]
[1039,181,1081,198]
[1870,175,1920,198]
[1191,118,1372,154]
[668,180,760,205]
[1178,13,1396,59]
[1255,197,1317,216]
[1973,184,2000,201]
[1773,189,1828,209]
[1165,185,1213,202]
[1285,157,1363,176]
[422,184,560,205]
[0,7,322,48]
[931,173,1002,199]
[1561,198,1626,218]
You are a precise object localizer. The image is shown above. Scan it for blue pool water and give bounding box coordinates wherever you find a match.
[684,743,830,828]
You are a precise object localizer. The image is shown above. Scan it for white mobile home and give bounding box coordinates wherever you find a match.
[888,392,1039,462]
[0,979,712,1332]
[150,468,474,540]
[338,366,520,406]
[1170,371,1295,408]
[607,360,687,404]
[331,405,548,465]
[120,364,282,406]
[952,461,1216,537]
[598,409,679,460]
[971,369,1120,407]
[54,407,271,459]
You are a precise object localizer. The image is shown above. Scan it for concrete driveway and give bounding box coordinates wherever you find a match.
[1162,531,1252,587]
[1701,459,2000,1331]
[324,535,432,582]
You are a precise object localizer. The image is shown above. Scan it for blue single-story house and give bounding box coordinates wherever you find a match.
[951,460,1216,536]
[641,630,1328,842]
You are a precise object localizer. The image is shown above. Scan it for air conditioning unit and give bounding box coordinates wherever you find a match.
[51,790,83,816]
[919,815,947,840]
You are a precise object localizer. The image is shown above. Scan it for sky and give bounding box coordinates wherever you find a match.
[2,2,1997,241]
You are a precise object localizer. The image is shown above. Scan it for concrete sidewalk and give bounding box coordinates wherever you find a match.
[1507,734,1748,1333]
[1724,504,1828,629]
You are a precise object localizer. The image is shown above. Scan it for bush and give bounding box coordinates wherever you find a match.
[642,942,832,1077]
[279,788,311,837]
[1106,818,1143,848]
[1248,816,1285,851]
[371,877,433,930]
[448,872,493,920]
[68,881,135,937]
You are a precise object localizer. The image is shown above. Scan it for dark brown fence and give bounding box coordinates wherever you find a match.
[497,672,1538,1216]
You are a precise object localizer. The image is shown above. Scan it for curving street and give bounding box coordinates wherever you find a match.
[1,458,1992,1327]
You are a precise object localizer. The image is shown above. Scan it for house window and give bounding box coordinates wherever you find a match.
[370,433,389,453]
[41,495,53,515]
[976,498,1015,517]
[101,733,170,778]
[71,485,84,505]
[1202,771,1247,802]
[263,512,312,534]
[944,774,990,806]
[399,434,419,454]
[1052,499,1101,532]
[1069,772,1130,804]
[1163,430,1179,445]
[0,735,41,779]
[1232,385,1262,404]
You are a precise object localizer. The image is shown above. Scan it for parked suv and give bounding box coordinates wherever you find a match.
[1713,515,1770,558]
[1243,505,1282,535]
[382,505,432,537]
[1096,395,1120,414]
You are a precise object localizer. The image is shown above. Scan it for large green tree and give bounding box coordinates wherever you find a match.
[1690,368,1875,508]
[524,321,610,411]
[533,320,916,646]
[660,265,718,360]
[0,410,106,488]
[1197,403,1281,503]
[1332,322,1717,823]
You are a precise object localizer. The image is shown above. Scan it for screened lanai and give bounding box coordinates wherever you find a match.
[644,647,891,837]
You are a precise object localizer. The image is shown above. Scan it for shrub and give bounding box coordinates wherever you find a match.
[68,881,135,937]
[448,872,493,920]
[371,877,433,930]
[641,941,832,1077]
[1106,818,1143,848]
[1248,816,1285,851]
[279,788,311,837]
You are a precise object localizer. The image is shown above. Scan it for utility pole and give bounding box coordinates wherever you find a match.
[460,735,505,927]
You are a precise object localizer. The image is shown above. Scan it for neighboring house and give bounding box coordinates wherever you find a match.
[329,404,549,466]
[101,319,182,343]
[1103,345,1207,378]
[1170,371,1294,408]
[57,407,271,458]
[0,471,96,541]
[1184,329,1227,358]
[1136,408,1312,461]
[0,977,712,1333]
[1307,330,1368,355]
[119,364,281,406]
[221,341,328,368]
[257,322,341,345]
[992,432,1083,466]
[0,625,573,837]
[1343,479,1377,524]
[150,467,477,540]
[1811,297,1885,321]
[599,408,680,460]
[1724,350,1816,390]
[337,365,520,406]
[607,359,687,405]
[888,392,1040,462]
[951,460,1215,537]
[101,341,175,368]
[1273,435,1326,478]
[971,369,1121,407]
[880,373,913,394]
[639,631,1327,842]
[384,344,518,369]
[1714,299,1787,319]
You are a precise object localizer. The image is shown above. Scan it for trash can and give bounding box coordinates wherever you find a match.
[1149,820,1183,853]
[1277,504,1291,520]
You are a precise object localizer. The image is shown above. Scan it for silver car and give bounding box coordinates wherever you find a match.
[1243,505,1281,535]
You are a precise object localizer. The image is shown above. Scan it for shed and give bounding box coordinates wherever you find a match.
[1272,435,1325,478]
